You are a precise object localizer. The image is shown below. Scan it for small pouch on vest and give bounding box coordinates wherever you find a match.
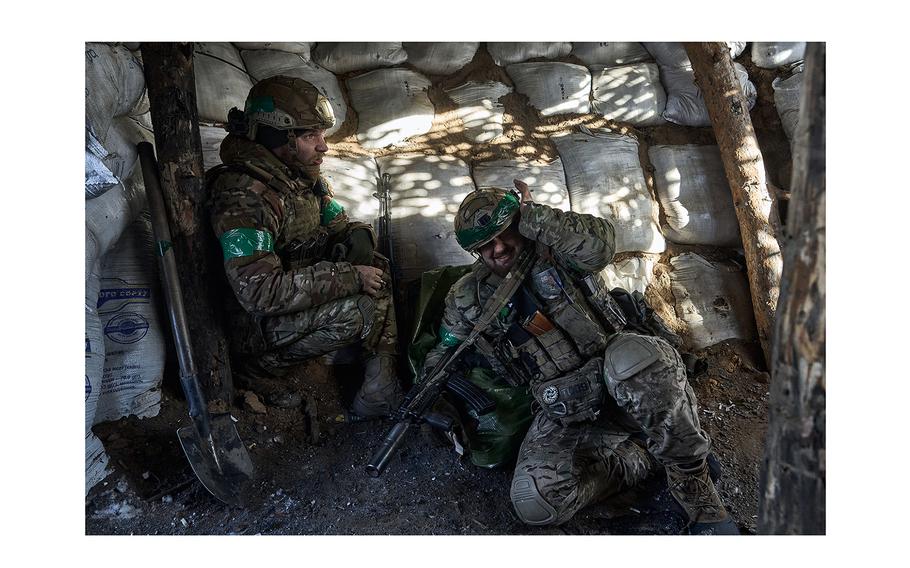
[531,356,604,425]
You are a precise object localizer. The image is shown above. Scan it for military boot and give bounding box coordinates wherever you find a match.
[666,459,739,535]
[350,353,403,419]
[235,358,303,409]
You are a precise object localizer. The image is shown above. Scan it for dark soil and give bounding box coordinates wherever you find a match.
[86,339,769,535]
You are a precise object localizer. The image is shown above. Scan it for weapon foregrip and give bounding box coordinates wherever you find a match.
[366,420,412,477]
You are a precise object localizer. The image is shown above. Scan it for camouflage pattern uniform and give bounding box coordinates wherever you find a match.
[207,133,399,410]
[421,199,727,529]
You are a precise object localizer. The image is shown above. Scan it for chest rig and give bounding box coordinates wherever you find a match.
[476,257,630,425]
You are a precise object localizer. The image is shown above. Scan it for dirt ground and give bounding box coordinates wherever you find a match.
[86,338,769,536]
[86,44,786,536]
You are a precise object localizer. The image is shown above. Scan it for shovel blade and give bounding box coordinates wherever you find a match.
[177,414,254,506]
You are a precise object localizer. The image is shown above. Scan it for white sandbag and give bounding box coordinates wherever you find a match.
[200,124,229,170]
[377,154,476,282]
[234,42,313,57]
[239,50,346,135]
[752,42,806,69]
[85,43,147,139]
[312,42,407,74]
[86,267,110,494]
[553,129,665,254]
[571,42,650,67]
[486,42,572,66]
[660,62,756,127]
[772,65,804,142]
[669,253,756,350]
[86,169,148,273]
[507,63,591,117]
[444,81,511,143]
[194,42,252,124]
[472,158,570,211]
[602,256,655,295]
[95,213,165,424]
[590,63,667,126]
[86,127,119,199]
[649,144,741,247]
[404,42,479,75]
[89,116,154,194]
[643,42,747,69]
[321,155,380,223]
[346,69,434,149]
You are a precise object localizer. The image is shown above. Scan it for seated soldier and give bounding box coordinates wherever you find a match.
[206,75,401,419]
[415,179,738,534]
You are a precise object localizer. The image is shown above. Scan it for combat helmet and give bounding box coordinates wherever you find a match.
[454,188,521,252]
[242,75,335,139]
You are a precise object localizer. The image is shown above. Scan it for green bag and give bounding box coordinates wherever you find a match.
[407,266,533,469]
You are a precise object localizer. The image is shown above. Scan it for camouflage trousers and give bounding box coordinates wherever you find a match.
[510,333,711,526]
[255,255,399,370]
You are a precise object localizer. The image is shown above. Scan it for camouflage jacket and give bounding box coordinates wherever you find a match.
[421,202,617,390]
[207,134,369,322]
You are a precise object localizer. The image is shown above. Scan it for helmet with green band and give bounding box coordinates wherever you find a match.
[454,188,521,252]
[242,75,336,140]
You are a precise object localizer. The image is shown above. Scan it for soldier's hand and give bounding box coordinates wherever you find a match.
[355,265,384,297]
[513,179,533,206]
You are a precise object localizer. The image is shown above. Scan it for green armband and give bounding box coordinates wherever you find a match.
[219,228,274,261]
[321,199,345,226]
[439,325,463,348]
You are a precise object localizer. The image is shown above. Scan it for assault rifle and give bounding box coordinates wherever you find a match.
[374,173,393,260]
[366,249,537,477]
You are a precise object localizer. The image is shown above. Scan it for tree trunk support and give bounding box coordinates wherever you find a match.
[758,42,826,535]
[140,42,234,409]
[684,42,783,368]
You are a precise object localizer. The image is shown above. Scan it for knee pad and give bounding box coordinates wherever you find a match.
[510,474,559,526]
[603,333,662,386]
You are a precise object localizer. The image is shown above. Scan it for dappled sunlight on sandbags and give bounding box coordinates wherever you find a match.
[658,62,756,127]
[649,144,741,247]
[669,253,756,350]
[445,81,512,143]
[590,63,667,126]
[193,42,252,124]
[752,42,806,69]
[347,69,435,149]
[313,42,407,74]
[486,42,572,66]
[553,129,665,254]
[472,159,570,211]
[240,49,346,136]
[404,42,479,75]
[377,154,477,282]
[321,155,381,222]
[507,63,591,117]
[571,42,651,67]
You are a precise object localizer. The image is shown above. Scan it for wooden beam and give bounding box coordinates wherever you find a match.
[140,42,234,409]
[758,42,826,535]
[684,42,784,368]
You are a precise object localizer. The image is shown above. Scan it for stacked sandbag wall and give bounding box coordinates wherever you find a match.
[183,41,806,355]
[84,43,167,495]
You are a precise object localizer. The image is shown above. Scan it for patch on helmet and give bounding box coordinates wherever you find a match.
[542,385,559,404]
[246,96,275,113]
[478,213,491,226]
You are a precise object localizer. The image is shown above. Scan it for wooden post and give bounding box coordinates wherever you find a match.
[758,43,826,535]
[140,42,234,409]
[684,42,783,368]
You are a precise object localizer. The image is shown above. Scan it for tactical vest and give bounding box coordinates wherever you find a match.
[206,155,334,271]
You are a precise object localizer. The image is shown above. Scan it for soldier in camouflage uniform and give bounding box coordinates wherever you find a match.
[418,180,738,534]
[206,75,402,418]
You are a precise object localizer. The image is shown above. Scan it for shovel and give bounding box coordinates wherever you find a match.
[137,142,253,506]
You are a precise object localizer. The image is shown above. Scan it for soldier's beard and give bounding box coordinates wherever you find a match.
[300,163,321,181]
[483,239,526,277]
